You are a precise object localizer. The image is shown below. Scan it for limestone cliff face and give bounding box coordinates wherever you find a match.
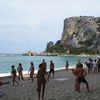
[61,16,100,50]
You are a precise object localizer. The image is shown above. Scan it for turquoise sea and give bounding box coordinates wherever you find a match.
[0,54,98,77]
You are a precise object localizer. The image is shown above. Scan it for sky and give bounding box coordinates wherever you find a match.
[0,0,100,54]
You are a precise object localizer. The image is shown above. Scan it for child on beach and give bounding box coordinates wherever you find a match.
[28,62,34,82]
[37,63,49,100]
[11,65,19,86]
[17,63,24,81]
[72,63,90,92]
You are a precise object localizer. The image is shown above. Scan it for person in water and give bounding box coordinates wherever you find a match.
[37,63,49,100]
[28,62,35,82]
[11,65,19,86]
[17,63,24,81]
[72,63,90,92]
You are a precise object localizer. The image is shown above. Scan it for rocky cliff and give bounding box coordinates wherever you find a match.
[61,16,100,49]
[46,16,100,54]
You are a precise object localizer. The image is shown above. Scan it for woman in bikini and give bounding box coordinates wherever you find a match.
[29,62,35,82]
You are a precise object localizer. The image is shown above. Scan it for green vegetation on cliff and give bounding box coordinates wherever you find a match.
[46,44,99,55]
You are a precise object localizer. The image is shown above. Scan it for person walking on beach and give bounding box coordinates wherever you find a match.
[72,63,90,93]
[65,60,69,71]
[11,65,19,86]
[37,63,49,100]
[49,60,55,78]
[17,63,24,81]
[93,59,98,72]
[28,62,35,82]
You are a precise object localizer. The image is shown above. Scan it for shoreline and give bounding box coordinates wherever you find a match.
[0,53,100,57]
[0,66,75,78]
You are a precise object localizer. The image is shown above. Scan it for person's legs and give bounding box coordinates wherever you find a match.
[21,72,24,80]
[32,77,33,82]
[53,72,54,78]
[49,71,51,78]
[12,78,15,86]
[52,70,54,78]
[82,78,90,92]
[18,72,20,81]
[37,81,41,100]
[77,82,80,92]
[84,81,90,92]
[75,78,78,91]
[77,77,81,92]
[13,77,19,86]
[42,83,46,100]
[88,68,90,73]
[15,78,19,85]
[98,67,100,72]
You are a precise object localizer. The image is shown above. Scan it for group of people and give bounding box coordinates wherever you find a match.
[72,58,100,93]
[11,59,55,100]
[11,62,26,86]
[8,58,100,100]
[84,58,100,73]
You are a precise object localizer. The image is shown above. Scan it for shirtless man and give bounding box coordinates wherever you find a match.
[72,63,90,92]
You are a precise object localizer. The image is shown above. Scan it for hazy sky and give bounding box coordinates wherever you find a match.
[0,0,100,53]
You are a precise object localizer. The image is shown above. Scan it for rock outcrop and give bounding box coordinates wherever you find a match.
[61,16,100,50]
[46,41,54,51]
[46,16,100,54]
[23,50,37,56]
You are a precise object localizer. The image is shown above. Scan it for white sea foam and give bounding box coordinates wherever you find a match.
[0,66,75,77]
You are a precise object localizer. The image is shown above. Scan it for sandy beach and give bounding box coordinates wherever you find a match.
[0,69,100,100]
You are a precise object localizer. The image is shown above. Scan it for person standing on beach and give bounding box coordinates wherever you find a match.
[72,63,90,92]
[11,65,19,86]
[65,60,69,71]
[97,58,100,72]
[85,58,93,73]
[17,63,24,81]
[42,59,47,71]
[93,59,98,72]
[28,62,35,82]
[49,60,55,78]
[37,63,49,100]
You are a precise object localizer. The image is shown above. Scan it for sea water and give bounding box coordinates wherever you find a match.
[0,54,98,77]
